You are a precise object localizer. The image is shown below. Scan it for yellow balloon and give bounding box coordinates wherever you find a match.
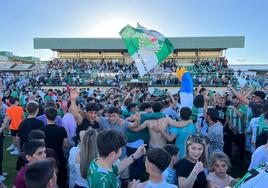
[176,67,186,82]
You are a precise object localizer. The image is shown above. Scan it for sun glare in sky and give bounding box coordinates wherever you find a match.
[85,17,132,37]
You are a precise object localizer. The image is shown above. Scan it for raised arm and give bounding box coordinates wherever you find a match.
[127,120,140,130]
[166,117,192,128]
[130,120,148,132]
[168,92,177,109]
[125,112,140,122]
[228,84,249,105]
[70,88,83,126]
[118,144,146,174]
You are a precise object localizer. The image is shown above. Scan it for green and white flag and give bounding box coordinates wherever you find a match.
[119,23,174,77]
[234,162,268,188]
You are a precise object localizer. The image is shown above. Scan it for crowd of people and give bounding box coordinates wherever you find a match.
[34,58,236,86]
[0,69,267,188]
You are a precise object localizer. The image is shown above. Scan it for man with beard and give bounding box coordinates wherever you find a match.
[228,84,266,118]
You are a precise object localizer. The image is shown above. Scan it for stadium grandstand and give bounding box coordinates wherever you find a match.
[32,36,248,88]
[0,51,39,72]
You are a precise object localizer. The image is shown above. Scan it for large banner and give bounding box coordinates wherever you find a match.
[120,23,174,77]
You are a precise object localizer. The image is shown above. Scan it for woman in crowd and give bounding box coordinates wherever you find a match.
[68,129,98,188]
[68,131,86,188]
[77,129,98,188]
[176,134,208,188]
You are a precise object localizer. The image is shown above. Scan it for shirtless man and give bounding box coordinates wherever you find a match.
[132,102,192,148]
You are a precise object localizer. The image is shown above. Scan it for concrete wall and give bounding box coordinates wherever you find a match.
[41,85,226,94]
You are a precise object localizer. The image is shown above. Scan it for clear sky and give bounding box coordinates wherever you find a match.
[0,0,267,64]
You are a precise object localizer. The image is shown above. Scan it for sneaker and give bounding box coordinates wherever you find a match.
[6,144,15,151]
[0,175,6,181]
[10,148,19,156]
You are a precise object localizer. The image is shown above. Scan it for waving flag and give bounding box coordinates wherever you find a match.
[234,162,268,188]
[119,23,174,77]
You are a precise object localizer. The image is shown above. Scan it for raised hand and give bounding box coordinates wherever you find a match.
[70,88,79,101]
[191,161,204,175]
[134,144,147,158]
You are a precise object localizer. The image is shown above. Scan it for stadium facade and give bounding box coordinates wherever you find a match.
[34,36,245,61]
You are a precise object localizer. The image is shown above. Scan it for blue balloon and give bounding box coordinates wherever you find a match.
[180,72,193,93]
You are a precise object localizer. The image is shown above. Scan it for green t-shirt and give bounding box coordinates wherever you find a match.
[226,105,247,134]
[11,91,18,97]
[45,95,52,101]
[58,109,64,118]
[88,160,119,188]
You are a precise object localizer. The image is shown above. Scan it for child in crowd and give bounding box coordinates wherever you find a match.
[137,148,177,188]
[207,152,233,188]
[162,144,180,185]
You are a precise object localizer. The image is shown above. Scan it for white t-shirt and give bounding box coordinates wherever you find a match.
[249,117,260,151]
[249,145,268,170]
[138,180,177,188]
[68,146,80,188]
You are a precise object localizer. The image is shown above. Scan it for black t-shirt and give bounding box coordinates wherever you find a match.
[216,105,227,125]
[76,118,99,140]
[18,118,44,149]
[176,158,207,188]
[41,124,67,163]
